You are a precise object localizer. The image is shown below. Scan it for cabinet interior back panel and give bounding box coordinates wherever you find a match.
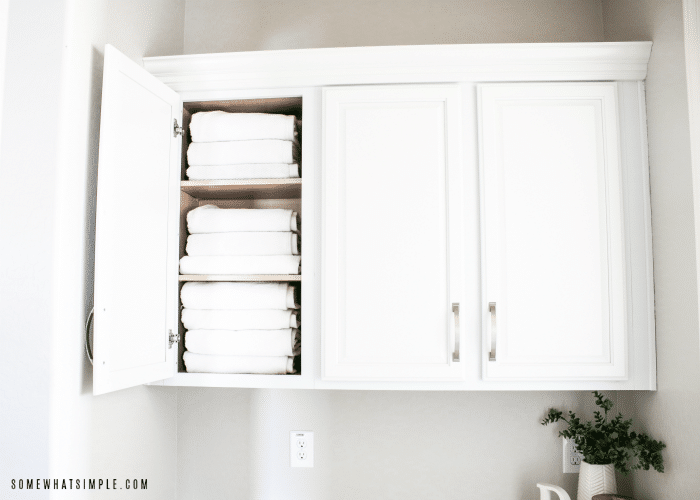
[340,101,449,363]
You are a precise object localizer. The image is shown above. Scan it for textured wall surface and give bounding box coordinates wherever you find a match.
[183,0,604,53]
[603,0,700,498]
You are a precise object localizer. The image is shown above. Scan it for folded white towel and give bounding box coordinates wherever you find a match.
[185,328,300,356]
[187,205,299,233]
[186,231,299,255]
[180,282,298,310]
[183,352,295,374]
[187,140,299,165]
[186,164,300,180]
[179,255,300,275]
[181,308,299,330]
[186,232,299,256]
[189,111,298,142]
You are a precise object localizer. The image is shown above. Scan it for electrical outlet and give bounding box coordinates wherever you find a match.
[563,437,583,473]
[290,431,314,468]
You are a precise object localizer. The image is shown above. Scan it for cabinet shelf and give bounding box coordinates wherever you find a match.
[179,274,301,282]
[181,179,301,200]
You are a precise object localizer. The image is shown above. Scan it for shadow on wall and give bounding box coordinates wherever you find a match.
[81,45,103,396]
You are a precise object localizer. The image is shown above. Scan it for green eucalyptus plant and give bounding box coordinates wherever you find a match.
[541,391,665,475]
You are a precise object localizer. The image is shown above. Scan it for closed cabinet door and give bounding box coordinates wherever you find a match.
[479,83,627,381]
[322,84,465,381]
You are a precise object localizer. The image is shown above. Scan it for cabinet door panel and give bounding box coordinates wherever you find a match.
[480,83,626,380]
[323,85,464,381]
[93,45,182,394]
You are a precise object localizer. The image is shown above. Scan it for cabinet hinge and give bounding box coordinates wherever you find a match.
[168,329,180,349]
[173,119,184,137]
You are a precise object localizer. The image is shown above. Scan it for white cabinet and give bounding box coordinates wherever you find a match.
[318,80,654,388]
[478,83,627,381]
[92,42,655,392]
[321,85,465,381]
[93,45,316,395]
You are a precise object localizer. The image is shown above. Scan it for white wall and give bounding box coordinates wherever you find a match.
[183,0,604,54]
[0,1,67,495]
[0,1,184,498]
[685,0,700,363]
[602,0,700,498]
[0,0,9,149]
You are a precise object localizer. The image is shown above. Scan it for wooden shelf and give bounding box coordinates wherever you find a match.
[181,179,301,200]
[179,274,301,282]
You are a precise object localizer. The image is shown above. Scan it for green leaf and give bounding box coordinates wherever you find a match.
[540,391,665,475]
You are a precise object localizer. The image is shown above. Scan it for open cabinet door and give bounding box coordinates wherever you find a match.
[93,45,182,395]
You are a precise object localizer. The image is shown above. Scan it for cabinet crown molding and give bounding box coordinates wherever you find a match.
[143,42,652,92]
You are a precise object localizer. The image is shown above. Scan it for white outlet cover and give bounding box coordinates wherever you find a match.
[290,431,314,468]
[563,437,583,473]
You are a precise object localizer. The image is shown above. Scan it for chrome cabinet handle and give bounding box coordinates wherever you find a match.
[85,307,94,365]
[488,302,497,361]
[452,303,460,362]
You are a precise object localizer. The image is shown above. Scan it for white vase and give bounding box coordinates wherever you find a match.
[577,462,617,500]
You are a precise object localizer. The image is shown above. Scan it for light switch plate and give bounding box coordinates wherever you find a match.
[290,431,314,468]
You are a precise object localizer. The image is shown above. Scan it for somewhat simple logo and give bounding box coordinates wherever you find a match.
[10,478,147,490]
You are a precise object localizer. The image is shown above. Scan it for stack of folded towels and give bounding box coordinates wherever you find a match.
[181,282,300,374]
[186,111,300,180]
[180,204,301,275]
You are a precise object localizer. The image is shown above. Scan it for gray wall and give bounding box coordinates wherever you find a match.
[183,0,604,53]
[178,388,616,500]
[177,6,612,500]
[602,1,700,498]
[177,389,252,500]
